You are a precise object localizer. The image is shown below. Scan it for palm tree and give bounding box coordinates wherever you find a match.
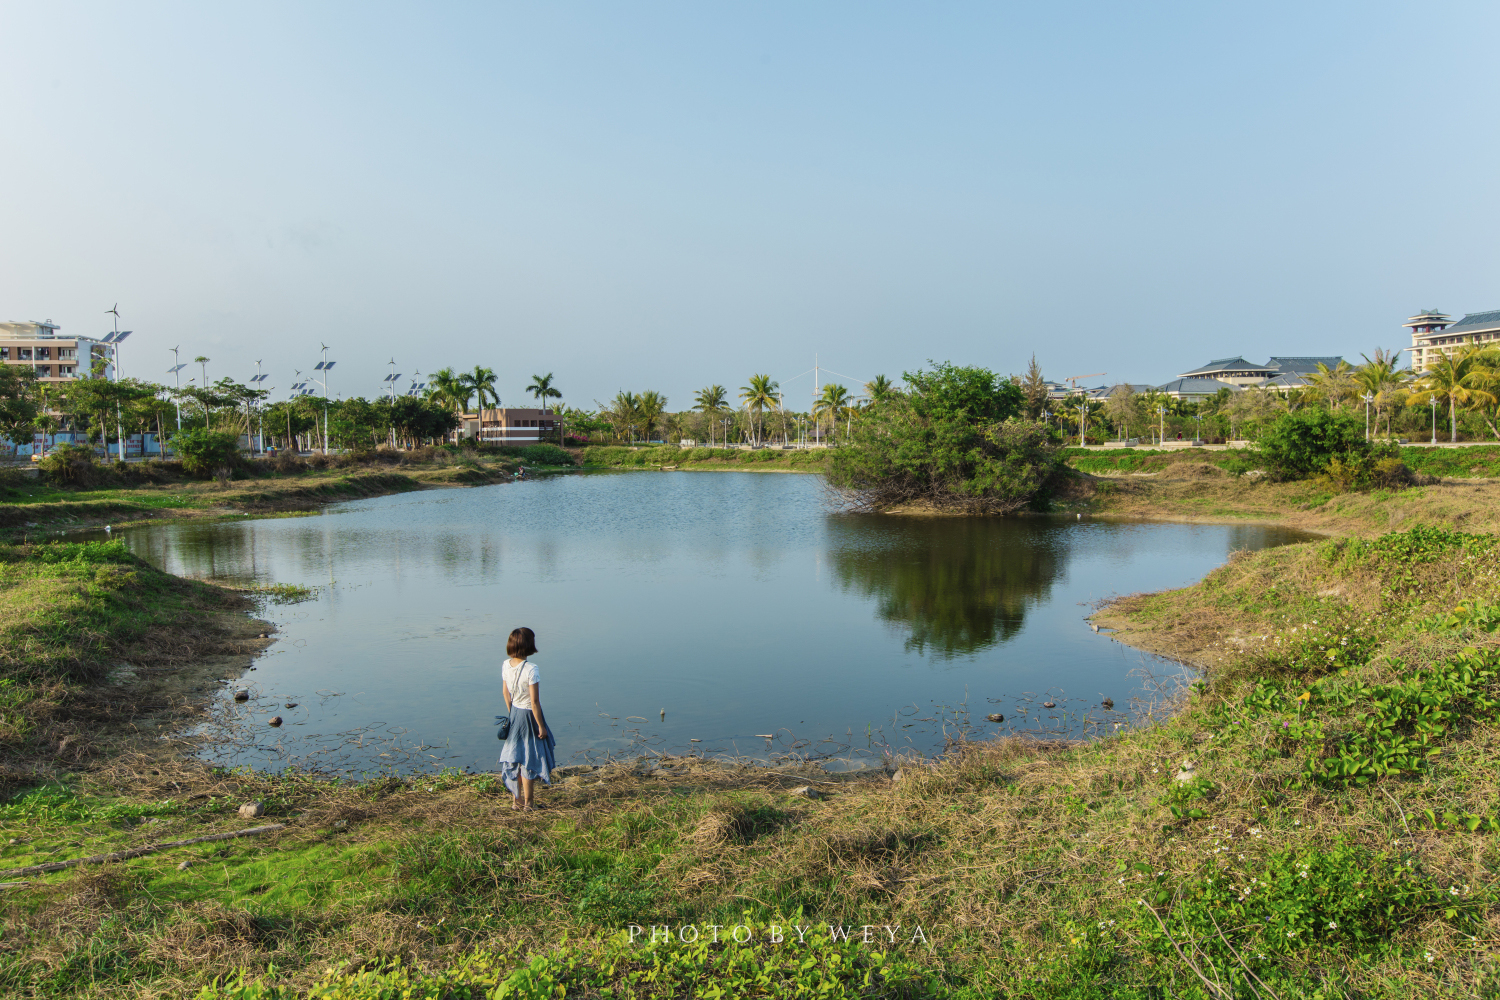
[1407,340,1499,442]
[1354,349,1408,439]
[1305,360,1357,411]
[464,366,499,413]
[814,383,853,443]
[637,390,667,443]
[428,367,470,442]
[524,373,561,442]
[693,385,728,445]
[739,374,779,447]
[527,373,561,412]
[864,374,895,405]
[604,390,639,443]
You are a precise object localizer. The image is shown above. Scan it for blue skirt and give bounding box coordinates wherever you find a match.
[499,703,555,796]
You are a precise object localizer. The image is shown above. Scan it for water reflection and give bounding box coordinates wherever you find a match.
[827,517,1062,658]
[78,473,1316,773]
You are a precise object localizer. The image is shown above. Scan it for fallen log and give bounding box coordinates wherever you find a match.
[0,824,286,878]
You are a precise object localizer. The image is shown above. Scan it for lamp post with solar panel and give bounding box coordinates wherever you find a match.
[248,360,271,455]
[309,344,336,454]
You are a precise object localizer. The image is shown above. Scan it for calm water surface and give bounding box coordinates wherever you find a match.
[101,473,1313,773]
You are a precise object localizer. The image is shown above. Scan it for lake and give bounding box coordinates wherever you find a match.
[97,472,1313,774]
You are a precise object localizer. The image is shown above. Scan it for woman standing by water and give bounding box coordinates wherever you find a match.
[500,626,555,811]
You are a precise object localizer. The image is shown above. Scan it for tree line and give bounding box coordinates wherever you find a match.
[1019,346,1500,445]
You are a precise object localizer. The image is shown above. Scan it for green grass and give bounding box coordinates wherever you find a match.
[1398,445,1500,479]
[8,520,1500,995]
[1067,445,1500,480]
[0,540,244,750]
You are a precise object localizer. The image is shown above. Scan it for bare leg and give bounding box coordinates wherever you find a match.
[520,773,534,810]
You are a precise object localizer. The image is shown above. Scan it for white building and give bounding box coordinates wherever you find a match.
[1405,309,1500,374]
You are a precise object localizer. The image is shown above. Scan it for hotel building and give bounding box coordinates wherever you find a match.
[1405,309,1500,374]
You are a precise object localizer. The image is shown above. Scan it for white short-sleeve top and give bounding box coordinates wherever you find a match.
[504,659,540,710]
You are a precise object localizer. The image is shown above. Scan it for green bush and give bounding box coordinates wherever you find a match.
[35,443,101,486]
[169,428,244,479]
[521,443,573,466]
[827,363,1057,515]
[1256,410,1384,482]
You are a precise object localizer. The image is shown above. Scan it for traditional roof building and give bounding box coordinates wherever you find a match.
[1406,309,1500,374]
[1176,358,1276,385]
[1154,377,1243,400]
[1085,383,1156,399]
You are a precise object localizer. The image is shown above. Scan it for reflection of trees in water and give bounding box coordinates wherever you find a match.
[826,517,1063,659]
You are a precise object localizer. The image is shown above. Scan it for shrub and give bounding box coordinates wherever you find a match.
[1256,410,1384,482]
[521,443,573,466]
[1372,456,1414,488]
[169,428,243,479]
[35,443,101,486]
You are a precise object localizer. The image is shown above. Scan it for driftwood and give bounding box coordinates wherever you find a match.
[0,823,286,878]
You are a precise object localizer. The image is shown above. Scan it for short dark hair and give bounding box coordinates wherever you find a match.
[507,627,538,658]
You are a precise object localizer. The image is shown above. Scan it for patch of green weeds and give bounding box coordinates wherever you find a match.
[250,582,317,605]
[0,783,179,826]
[196,920,937,1000]
[1136,840,1481,965]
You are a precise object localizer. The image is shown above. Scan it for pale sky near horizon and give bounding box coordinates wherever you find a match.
[2,2,1498,409]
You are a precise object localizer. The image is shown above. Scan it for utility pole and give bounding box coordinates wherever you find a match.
[813,354,820,446]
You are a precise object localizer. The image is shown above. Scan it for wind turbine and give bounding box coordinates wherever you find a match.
[101,304,131,379]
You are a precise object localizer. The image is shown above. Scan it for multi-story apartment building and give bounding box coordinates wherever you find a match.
[0,320,113,382]
[1405,309,1500,374]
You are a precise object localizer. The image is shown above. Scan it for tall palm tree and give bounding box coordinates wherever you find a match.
[523,373,560,441]
[739,374,778,447]
[864,374,895,405]
[1407,340,1499,442]
[1354,349,1408,439]
[693,385,728,445]
[814,383,853,443]
[464,366,499,413]
[527,373,562,412]
[636,390,667,444]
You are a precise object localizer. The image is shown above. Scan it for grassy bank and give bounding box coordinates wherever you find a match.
[580,444,828,472]
[3,479,1500,996]
[0,540,256,773]
[1066,445,1500,479]
[0,447,579,537]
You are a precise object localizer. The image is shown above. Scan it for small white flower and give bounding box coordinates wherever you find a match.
[1426,952,1434,963]
[1450,886,1460,896]
[1328,921,1337,929]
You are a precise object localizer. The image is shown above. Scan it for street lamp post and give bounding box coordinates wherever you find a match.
[249,361,270,455]
[311,344,336,454]
[1362,392,1374,441]
[1077,399,1088,447]
[1158,405,1167,446]
[1431,397,1438,445]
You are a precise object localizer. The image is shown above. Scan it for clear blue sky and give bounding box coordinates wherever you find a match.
[2,2,1497,408]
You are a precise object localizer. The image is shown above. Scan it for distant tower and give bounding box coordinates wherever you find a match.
[1403,309,1452,374]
